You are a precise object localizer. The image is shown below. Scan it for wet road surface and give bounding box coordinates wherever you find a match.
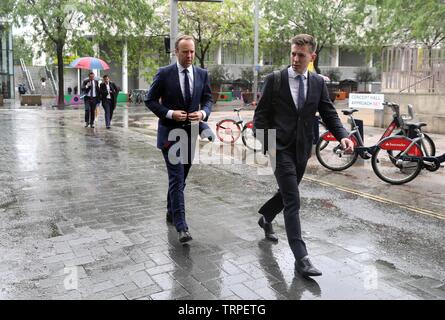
[0,101,444,299]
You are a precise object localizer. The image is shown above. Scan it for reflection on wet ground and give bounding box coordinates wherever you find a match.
[0,101,444,300]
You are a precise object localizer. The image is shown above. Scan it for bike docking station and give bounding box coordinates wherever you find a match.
[347,93,383,165]
[316,99,441,184]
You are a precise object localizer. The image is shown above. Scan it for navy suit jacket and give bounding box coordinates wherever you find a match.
[145,63,213,149]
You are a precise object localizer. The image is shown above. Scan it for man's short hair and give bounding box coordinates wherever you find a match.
[103,75,109,79]
[291,34,317,53]
[89,72,95,76]
[175,35,194,49]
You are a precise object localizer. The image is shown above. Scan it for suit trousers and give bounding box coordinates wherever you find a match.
[161,128,196,232]
[84,97,98,125]
[261,144,309,260]
[102,99,113,127]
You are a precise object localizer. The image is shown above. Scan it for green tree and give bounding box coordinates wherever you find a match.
[13,36,33,65]
[8,0,157,106]
[179,0,253,68]
[80,0,164,83]
[261,0,358,73]
[7,0,88,106]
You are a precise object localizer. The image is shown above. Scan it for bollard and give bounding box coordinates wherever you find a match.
[311,115,321,155]
[313,115,320,144]
[354,118,365,165]
[355,119,364,143]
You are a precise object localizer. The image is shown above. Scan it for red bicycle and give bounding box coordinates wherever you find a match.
[372,122,444,184]
[315,102,435,171]
[215,107,261,152]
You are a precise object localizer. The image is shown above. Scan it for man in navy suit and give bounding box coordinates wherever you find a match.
[254,34,354,277]
[82,72,101,128]
[145,35,213,243]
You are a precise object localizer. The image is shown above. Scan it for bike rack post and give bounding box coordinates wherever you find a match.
[355,119,364,143]
[313,116,320,144]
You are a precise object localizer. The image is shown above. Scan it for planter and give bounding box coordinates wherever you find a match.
[0,94,3,106]
[211,92,219,104]
[241,92,254,104]
[21,94,42,106]
[329,91,338,103]
[336,91,347,100]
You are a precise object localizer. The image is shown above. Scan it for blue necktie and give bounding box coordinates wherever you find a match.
[183,69,192,108]
[296,74,305,109]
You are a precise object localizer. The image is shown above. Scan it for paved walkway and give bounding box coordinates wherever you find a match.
[1,103,445,300]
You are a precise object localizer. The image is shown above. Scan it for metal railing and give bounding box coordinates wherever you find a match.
[20,58,35,93]
[381,46,445,94]
[45,65,58,96]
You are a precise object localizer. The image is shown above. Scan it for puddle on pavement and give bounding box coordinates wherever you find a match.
[0,194,17,209]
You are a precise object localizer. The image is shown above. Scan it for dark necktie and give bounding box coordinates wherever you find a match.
[183,69,192,108]
[296,74,305,109]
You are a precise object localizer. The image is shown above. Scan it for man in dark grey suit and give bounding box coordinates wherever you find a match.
[253,34,354,277]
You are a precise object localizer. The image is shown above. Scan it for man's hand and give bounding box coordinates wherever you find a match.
[187,111,203,122]
[340,137,354,153]
[172,110,188,121]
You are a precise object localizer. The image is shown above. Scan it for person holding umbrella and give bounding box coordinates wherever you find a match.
[82,71,101,128]
[69,57,110,128]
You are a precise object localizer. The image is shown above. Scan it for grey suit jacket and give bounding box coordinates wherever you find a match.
[254,68,348,163]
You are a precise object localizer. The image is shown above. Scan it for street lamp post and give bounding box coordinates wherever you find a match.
[170,0,223,64]
[253,0,259,103]
[170,0,178,64]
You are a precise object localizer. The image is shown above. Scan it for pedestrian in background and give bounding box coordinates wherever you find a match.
[81,72,100,128]
[99,75,120,129]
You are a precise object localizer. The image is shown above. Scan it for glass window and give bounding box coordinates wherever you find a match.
[339,48,367,67]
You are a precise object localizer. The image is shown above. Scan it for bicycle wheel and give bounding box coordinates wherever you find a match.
[216,119,241,144]
[241,121,262,152]
[315,132,358,171]
[371,136,422,185]
[420,133,436,157]
[388,131,435,165]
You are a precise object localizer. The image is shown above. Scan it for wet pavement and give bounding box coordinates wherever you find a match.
[1,99,445,300]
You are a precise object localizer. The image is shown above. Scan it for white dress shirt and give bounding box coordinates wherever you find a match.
[105,83,111,99]
[89,80,97,98]
[166,63,206,120]
[288,67,308,109]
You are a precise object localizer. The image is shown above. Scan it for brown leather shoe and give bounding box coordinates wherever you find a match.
[258,215,278,242]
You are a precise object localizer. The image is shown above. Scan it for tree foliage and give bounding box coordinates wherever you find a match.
[13,36,33,65]
[261,0,357,73]
[8,0,158,106]
[350,0,445,57]
[179,0,253,68]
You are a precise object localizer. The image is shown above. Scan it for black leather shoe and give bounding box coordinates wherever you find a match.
[166,212,173,224]
[178,230,192,243]
[295,256,322,277]
[85,123,89,127]
[90,124,95,128]
[106,126,111,129]
[258,216,278,242]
